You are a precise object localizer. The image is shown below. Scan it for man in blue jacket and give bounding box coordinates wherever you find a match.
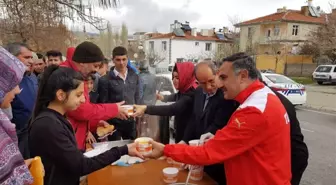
[5,43,38,159]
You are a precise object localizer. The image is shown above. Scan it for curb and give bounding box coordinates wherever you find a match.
[298,104,336,113]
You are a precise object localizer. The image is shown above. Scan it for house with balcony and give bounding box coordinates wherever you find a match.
[144,20,234,68]
[235,0,326,55]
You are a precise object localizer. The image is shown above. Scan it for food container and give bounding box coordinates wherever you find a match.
[135,137,153,155]
[188,139,203,146]
[162,167,179,184]
[188,139,204,181]
[121,105,134,116]
[190,166,204,181]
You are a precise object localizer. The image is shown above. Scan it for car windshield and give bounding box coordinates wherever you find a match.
[265,75,296,84]
[315,66,332,73]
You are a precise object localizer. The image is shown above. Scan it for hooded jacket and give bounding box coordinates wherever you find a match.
[164,81,291,185]
[60,60,119,151]
[145,62,197,142]
[65,47,75,63]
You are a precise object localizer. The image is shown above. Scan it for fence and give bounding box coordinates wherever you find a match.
[255,55,316,77]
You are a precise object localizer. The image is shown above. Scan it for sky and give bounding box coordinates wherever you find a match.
[75,0,332,33]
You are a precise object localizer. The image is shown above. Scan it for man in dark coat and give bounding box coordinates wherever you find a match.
[97,46,140,140]
[257,72,309,185]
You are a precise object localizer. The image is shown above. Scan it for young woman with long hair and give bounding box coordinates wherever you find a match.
[29,65,142,185]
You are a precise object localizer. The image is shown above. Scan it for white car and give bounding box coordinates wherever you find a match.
[261,73,307,105]
[312,65,336,85]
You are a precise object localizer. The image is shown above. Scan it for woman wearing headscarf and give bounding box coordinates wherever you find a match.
[133,62,198,143]
[0,47,33,184]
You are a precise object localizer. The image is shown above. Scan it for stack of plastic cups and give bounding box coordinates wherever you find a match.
[188,139,204,181]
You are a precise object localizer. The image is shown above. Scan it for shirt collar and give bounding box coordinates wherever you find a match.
[113,68,128,80]
[203,89,217,98]
[234,81,265,104]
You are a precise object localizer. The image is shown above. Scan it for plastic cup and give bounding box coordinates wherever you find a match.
[135,137,153,155]
[162,167,179,184]
[188,139,204,181]
[121,105,134,116]
[190,166,204,181]
[188,139,204,146]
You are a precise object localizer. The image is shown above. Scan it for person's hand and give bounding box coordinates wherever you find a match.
[127,143,144,159]
[200,132,214,143]
[24,158,34,167]
[86,131,97,144]
[156,93,164,101]
[116,101,128,120]
[133,105,147,117]
[144,140,165,159]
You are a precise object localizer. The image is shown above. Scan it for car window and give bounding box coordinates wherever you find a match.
[315,66,332,73]
[155,76,175,94]
[264,75,296,84]
[333,67,336,72]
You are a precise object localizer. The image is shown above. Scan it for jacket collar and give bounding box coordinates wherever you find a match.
[234,81,265,104]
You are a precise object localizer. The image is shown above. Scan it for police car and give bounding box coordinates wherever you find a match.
[261,73,307,105]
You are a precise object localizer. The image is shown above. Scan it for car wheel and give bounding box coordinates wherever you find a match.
[317,81,323,85]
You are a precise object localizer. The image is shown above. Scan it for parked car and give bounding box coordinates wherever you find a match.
[312,65,336,85]
[261,73,307,105]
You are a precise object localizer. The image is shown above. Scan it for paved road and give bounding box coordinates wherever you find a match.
[297,108,336,185]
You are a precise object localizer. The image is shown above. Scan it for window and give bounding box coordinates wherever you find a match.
[205,43,212,51]
[149,41,154,50]
[274,25,280,36]
[248,27,254,38]
[162,41,167,51]
[217,44,224,51]
[266,29,271,37]
[334,67,336,72]
[195,42,199,46]
[315,66,332,73]
[292,25,299,36]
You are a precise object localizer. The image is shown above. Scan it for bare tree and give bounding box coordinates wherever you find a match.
[120,22,128,47]
[147,50,166,67]
[228,14,242,33]
[301,5,336,62]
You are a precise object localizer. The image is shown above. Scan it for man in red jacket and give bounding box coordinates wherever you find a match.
[61,41,128,151]
[147,53,291,185]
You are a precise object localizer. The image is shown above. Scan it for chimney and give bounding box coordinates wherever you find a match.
[277,6,287,13]
[307,0,312,7]
[332,8,336,15]
[301,6,309,16]
[191,28,197,37]
[223,27,229,33]
[174,20,178,23]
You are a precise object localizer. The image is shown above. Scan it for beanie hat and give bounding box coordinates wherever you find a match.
[72,41,104,63]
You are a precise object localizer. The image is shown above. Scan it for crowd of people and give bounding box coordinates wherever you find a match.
[0,41,309,185]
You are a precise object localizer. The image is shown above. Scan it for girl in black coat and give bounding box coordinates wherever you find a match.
[133,62,198,143]
[29,65,142,185]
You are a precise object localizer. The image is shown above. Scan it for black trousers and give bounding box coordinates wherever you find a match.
[204,163,226,185]
[107,118,136,140]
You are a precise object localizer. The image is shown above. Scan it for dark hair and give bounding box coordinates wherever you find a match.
[32,65,84,121]
[112,46,127,58]
[4,42,29,57]
[46,50,62,60]
[221,52,258,80]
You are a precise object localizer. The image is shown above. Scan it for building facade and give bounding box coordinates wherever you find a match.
[236,1,326,55]
[144,20,233,68]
